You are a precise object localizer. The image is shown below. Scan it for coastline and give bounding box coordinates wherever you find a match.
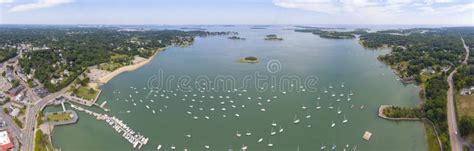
[90,48,165,89]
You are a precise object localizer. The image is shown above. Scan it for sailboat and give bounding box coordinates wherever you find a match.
[305,111,311,119]
[246,129,252,136]
[267,139,273,147]
[270,128,276,135]
[331,120,336,127]
[337,107,342,114]
[343,115,348,123]
[293,114,300,124]
[328,103,334,109]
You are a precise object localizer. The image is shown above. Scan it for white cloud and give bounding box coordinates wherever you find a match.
[273,0,473,15]
[9,0,73,12]
[0,0,14,4]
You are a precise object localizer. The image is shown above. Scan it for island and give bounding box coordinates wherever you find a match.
[237,56,259,63]
[264,34,283,41]
[228,36,246,40]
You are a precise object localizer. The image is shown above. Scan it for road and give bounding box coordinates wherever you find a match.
[22,87,69,151]
[0,109,23,144]
[446,37,469,151]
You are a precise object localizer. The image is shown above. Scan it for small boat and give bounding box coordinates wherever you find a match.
[293,114,300,124]
[261,108,266,112]
[360,105,365,109]
[268,139,273,147]
[235,113,240,117]
[343,115,348,123]
[186,134,191,138]
[305,111,311,119]
[270,128,276,135]
[171,144,176,150]
[246,129,251,136]
[241,145,248,150]
[324,90,328,93]
[331,120,336,127]
[331,93,336,97]
[157,144,162,150]
[204,145,210,149]
[272,120,277,126]
[316,101,321,110]
[258,138,263,143]
[301,106,307,110]
[205,116,210,119]
[279,126,284,133]
[236,131,242,137]
[337,107,342,114]
[331,144,336,150]
[328,103,334,109]
[321,145,327,150]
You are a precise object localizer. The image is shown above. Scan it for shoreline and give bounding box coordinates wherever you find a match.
[89,48,165,89]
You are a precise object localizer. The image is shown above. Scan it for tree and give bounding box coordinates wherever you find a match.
[459,116,474,137]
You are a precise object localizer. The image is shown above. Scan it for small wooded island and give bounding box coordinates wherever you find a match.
[238,56,259,63]
[228,36,246,40]
[264,34,283,41]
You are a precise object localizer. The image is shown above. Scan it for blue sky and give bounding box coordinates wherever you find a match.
[0,0,473,25]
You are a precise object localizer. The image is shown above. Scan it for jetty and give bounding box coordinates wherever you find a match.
[70,104,148,149]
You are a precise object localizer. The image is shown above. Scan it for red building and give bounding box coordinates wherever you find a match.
[0,130,13,151]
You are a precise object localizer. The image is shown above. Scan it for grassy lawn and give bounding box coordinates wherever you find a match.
[455,94,474,117]
[424,123,441,151]
[455,94,474,145]
[46,112,71,122]
[98,62,124,71]
[74,86,98,101]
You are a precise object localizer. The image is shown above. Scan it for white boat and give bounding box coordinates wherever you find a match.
[241,145,248,150]
[293,114,300,124]
[261,108,266,112]
[205,116,210,119]
[336,99,341,102]
[301,106,307,110]
[236,131,241,137]
[331,93,336,97]
[332,144,336,150]
[186,111,192,115]
[331,121,336,127]
[152,110,156,114]
[305,111,311,119]
[267,139,273,147]
[328,103,334,109]
[171,144,176,150]
[316,101,321,110]
[186,134,191,138]
[258,138,263,143]
[317,97,321,100]
[272,120,277,126]
[270,128,276,135]
[204,145,210,149]
[235,114,240,117]
[246,129,251,136]
[157,144,162,150]
[343,115,348,123]
[279,126,284,133]
[321,145,327,150]
[324,90,328,93]
[337,107,342,114]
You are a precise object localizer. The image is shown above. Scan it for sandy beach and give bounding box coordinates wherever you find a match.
[88,48,164,89]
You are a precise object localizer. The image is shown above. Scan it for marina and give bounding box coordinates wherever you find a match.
[50,26,428,150]
[69,104,149,149]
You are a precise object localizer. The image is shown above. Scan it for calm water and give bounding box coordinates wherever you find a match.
[49,26,427,151]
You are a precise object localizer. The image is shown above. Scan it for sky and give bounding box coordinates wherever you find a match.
[0,0,473,25]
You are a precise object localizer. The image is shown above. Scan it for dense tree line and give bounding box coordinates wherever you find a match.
[0,26,232,92]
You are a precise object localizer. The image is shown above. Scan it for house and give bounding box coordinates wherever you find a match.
[9,108,19,117]
[14,92,25,102]
[441,66,451,73]
[460,88,471,96]
[423,67,436,74]
[6,85,24,97]
[0,130,14,151]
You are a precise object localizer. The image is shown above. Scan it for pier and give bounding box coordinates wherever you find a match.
[69,104,149,149]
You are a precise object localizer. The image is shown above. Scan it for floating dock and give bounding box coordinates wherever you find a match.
[70,104,148,149]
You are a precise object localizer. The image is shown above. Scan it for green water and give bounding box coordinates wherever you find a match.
[50,26,427,151]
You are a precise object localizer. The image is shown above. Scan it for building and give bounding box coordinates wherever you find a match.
[6,85,24,97]
[460,88,472,96]
[0,130,14,151]
[9,108,19,117]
